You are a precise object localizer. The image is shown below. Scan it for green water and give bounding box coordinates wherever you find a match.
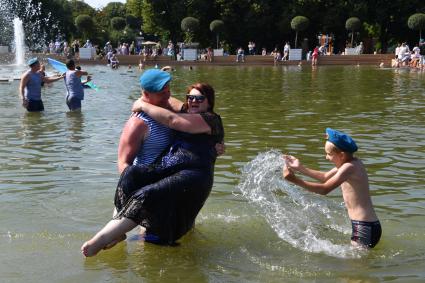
[0,65,424,282]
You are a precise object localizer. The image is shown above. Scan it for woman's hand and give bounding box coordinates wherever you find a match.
[132,98,147,113]
[215,142,225,156]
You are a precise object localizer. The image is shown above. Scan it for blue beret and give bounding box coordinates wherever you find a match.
[326,128,358,153]
[27,57,39,66]
[139,69,171,93]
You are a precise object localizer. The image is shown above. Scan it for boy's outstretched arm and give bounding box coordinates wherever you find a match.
[284,154,337,182]
[283,163,352,195]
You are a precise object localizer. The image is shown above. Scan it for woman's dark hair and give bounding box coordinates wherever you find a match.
[187,83,215,111]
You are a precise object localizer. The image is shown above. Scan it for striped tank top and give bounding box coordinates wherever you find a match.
[133,112,172,166]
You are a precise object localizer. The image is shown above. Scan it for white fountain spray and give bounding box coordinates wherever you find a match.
[13,17,25,65]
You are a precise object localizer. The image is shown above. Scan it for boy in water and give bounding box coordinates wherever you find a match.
[283,128,381,248]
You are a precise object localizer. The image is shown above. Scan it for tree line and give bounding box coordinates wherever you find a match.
[3,0,425,53]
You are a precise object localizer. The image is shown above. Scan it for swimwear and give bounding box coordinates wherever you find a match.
[351,220,382,248]
[66,95,82,110]
[26,99,44,112]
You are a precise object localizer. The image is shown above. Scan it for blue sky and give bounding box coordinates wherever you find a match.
[83,0,126,9]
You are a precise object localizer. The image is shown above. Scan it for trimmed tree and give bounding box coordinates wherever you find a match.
[290,16,309,48]
[408,13,425,43]
[210,20,224,49]
[345,17,361,47]
[75,14,94,40]
[181,17,200,43]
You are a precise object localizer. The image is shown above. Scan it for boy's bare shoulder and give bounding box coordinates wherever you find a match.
[339,158,364,174]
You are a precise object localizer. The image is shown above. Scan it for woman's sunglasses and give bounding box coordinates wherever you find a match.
[186,94,206,103]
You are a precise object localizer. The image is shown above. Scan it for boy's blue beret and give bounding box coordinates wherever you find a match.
[326,128,358,153]
[139,69,171,93]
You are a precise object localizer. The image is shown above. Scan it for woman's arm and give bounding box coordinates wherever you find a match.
[167,96,184,112]
[132,99,211,134]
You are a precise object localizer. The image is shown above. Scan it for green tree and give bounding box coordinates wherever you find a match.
[103,2,126,18]
[141,0,186,43]
[75,14,94,40]
[346,17,361,46]
[69,0,95,18]
[181,17,200,43]
[408,13,425,43]
[111,17,126,31]
[126,0,143,18]
[210,20,224,49]
[126,14,142,30]
[291,16,309,48]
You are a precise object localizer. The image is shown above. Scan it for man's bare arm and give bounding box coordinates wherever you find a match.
[19,72,29,100]
[117,117,147,174]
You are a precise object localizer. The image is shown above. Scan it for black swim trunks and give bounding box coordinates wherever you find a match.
[351,220,382,248]
[26,99,44,112]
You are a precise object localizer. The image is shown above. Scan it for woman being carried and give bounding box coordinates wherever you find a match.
[81,83,224,257]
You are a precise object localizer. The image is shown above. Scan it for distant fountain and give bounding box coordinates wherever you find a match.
[13,17,25,65]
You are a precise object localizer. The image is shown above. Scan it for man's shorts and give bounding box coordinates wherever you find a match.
[66,95,82,111]
[26,99,44,112]
[351,220,382,248]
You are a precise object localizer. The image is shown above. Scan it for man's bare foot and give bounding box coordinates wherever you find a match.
[103,234,127,250]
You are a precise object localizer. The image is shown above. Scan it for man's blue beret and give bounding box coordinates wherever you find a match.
[139,69,171,93]
[27,57,39,66]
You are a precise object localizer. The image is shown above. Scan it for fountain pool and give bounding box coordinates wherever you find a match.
[0,64,425,282]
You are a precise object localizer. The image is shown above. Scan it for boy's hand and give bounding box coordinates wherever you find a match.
[283,155,301,171]
[283,165,296,182]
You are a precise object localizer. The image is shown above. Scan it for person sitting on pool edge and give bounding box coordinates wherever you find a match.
[282,128,381,249]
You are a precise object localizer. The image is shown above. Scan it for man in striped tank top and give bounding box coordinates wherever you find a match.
[118,69,181,173]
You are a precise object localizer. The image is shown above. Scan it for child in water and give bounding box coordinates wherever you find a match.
[283,128,381,248]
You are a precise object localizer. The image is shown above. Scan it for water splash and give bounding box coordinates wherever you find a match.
[0,0,59,58]
[13,18,25,65]
[237,150,365,258]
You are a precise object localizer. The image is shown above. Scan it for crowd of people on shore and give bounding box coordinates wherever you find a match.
[41,37,425,70]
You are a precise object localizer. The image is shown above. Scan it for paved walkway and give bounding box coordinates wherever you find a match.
[0,53,395,67]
